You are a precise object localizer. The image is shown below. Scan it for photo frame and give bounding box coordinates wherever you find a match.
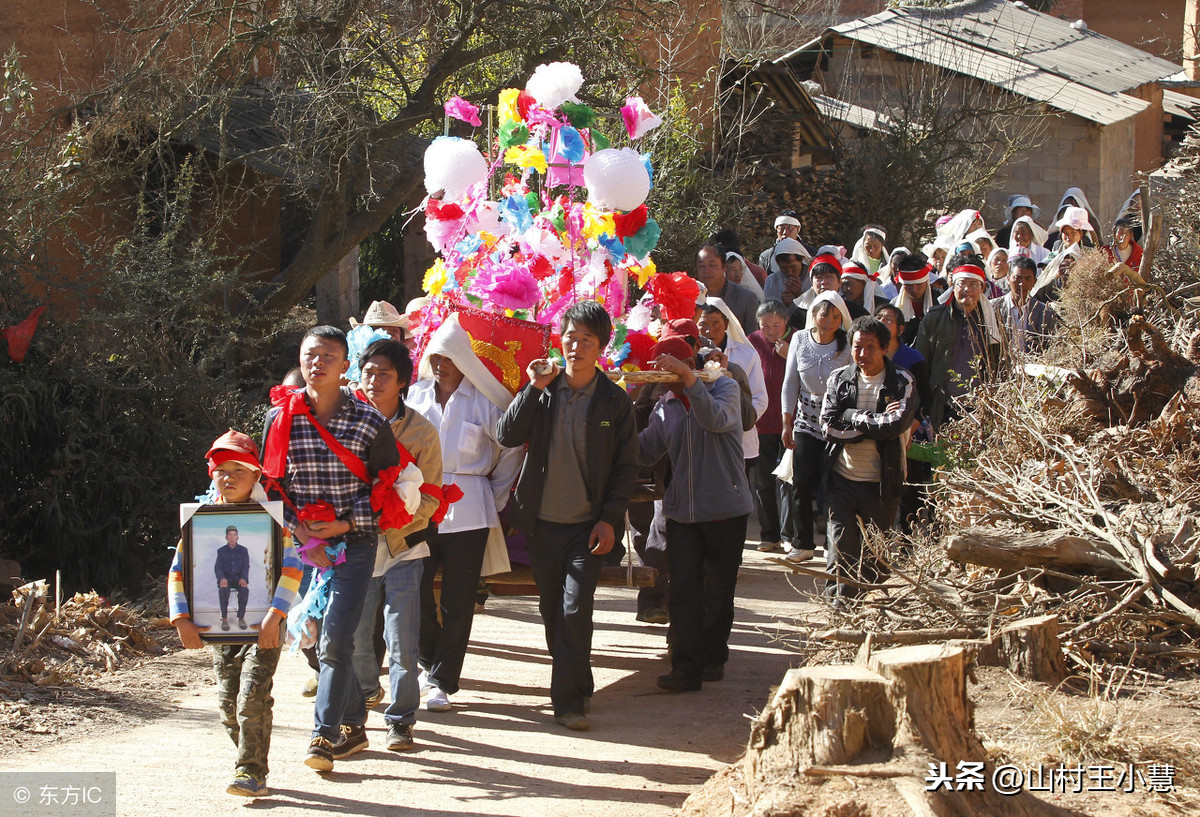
[178,502,284,644]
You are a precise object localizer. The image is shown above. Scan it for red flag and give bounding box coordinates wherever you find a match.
[449,304,551,394]
[2,306,46,364]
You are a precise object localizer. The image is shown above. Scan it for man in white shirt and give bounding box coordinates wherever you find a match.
[991,258,1055,354]
[407,315,523,714]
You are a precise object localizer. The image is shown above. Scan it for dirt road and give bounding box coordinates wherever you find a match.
[0,546,819,817]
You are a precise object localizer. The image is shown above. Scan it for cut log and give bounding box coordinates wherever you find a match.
[979,615,1068,684]
[862,644,983,769]
[945,527,1132,579]
[813,627,977,646]
[744,665,897,798]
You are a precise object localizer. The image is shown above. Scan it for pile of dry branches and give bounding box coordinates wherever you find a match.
[0,580,171,692]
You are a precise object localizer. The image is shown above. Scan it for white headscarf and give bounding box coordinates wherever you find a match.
[807,290,854,333]
[1008,215,1048,249]
[965,228,995,257]
[725,251,765,301]
[417,313,514,411]
[851,227,889,275]
[891,271,935,321]
[937,209,984,245]
[705,296,749,347]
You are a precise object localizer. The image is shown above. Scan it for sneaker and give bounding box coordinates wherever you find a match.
[657,669,702,692]
[226,771,268,798]
[786,547,815,563]
[702,664,725,682]
[332,724,368,759]
[365,685,385,709]
[304,736,334,771]
[220,618,230,631]
[301,673,318,697]
[554,711,591,731]
[418,669,434,695]
[636,607,669,625]
[756,541,783,553]
[425,687,452,712]
[386,723,416,752]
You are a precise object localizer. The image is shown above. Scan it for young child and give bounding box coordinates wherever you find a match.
[168,430,303,798]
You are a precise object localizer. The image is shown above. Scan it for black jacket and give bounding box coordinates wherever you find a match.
[495,369,639,535]
[819,358,917,502]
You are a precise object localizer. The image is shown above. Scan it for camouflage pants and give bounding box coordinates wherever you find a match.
[212,643,281,778]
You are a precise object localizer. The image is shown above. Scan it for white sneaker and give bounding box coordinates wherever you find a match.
[425,687,452,712]
[418,669,433,696]
[786,547,815,563]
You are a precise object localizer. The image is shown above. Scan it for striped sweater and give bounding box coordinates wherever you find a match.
[168,499,303,624]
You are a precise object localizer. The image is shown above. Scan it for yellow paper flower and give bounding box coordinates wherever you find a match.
[583,209,614,241]
[423,259,448,296]
[633,258,657,288]
[498,88,521,126]
[504,145,548,174]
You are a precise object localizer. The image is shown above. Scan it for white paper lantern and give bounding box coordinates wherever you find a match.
[583,148,650,212]
[525,62,584,110]
[424,137,488,201]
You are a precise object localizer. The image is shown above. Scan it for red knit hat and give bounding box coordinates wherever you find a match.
[206,430,262,476]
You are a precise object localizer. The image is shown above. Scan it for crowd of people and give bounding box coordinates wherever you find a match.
[165,186,1133,798]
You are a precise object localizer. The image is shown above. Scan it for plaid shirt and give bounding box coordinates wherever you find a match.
[264,389,398,536]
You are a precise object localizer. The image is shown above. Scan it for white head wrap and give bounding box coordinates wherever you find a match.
[1008,215,1048,249]
[417,313,514,411]
[704,296,749,347]
[807,290,854,334]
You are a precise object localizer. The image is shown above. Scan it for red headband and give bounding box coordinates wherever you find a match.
[811,253,842,273]
[897,263,934,284]
[951,264,986,284]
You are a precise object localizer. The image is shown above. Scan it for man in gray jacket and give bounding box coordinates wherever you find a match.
[638,336,753,692]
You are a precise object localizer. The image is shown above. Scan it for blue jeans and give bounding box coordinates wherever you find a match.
[311,539,375,741]
[345,557,424,727]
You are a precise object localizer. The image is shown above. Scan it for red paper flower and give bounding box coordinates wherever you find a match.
[426,200,465,221]
[517,91,536,121]
[624,331,658,369]
[648,272,700,322]
[612,205,648,238]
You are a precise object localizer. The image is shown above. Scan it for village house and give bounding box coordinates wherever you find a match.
[736,0,1198,230]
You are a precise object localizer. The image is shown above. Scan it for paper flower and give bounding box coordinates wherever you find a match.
[621,96,663,139]
[525,62,584,109]
[561,102,597,129]
[485,267,541,312]
[423,259,449,297]
[584,148,651,212]
[498,88,521,125]
[444,96,482,127]
[623,218,661,260]
[499,194,534,234]
[647,271,700,321]
[504,144,548,175]
[612,204,648,238]
[424,137,487,200]
[557,126,586,163]
[624,331,658,368]
[625,301,652,331]
[597,232,626,260]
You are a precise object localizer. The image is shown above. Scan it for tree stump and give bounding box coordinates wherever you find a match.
[996,615,1068,684]
[862,644,983,769]
[744,666,896,798]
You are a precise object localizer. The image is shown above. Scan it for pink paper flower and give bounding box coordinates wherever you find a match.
[621,96,663,140]
[445,96,482,127]
[485,266,542,312]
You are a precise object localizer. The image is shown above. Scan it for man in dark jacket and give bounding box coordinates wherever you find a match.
[215,525,251,630]
[912,256,1003,431]
[820,317,917,601]
[495,300,638,732]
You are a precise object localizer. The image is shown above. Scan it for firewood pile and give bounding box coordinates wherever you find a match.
[0,580,172,690]
[785,245,1200,675]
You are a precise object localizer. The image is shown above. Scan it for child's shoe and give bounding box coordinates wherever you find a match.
[226,772,268,797]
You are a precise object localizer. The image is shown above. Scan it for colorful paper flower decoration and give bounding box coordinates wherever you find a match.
[525,62,584,110]
[621,96,663,139]
[444,96,482,127]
